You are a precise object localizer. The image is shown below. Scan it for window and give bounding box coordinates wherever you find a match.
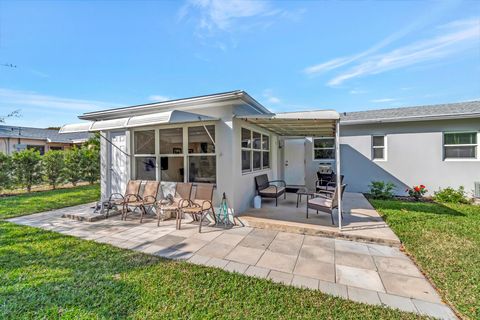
[241,128,270,173]
[372,136,386,160]
[132,125,217,183]
[444,132,477,159]
[313,137,335,160]
[49,146,63,151]
[27,145,45,155]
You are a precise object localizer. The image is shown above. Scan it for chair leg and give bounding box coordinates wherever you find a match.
[275,197,278,206]
[330,212,335,225]
[306,206,309,219]
[140,206,145,223]
[284,192,286,199]
[178,210,182,230]
[199,212,204,233]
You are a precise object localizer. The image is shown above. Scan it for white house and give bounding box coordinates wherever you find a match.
[61,91,480,214]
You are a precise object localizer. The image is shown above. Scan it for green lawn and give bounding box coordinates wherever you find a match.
[0,184,100,219]
[370,199,479,320]
[0,187,422,319]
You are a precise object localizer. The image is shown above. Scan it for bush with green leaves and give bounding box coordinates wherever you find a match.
[433,186,469,204]
[12,148,43,192]
[80,147,100,184]
[369,181,396,199]
[0,152,13,191]
[63,147,83,186]
[42,150,65,189]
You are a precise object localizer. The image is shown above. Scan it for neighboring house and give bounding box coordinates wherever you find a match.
[0,125,91,155]
[60,91,480,214]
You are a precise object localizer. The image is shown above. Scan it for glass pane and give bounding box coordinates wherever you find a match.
[262,151,270,168]
[314,149,335,160]
[242,150,251,172]
[373,148,384,159]
[372,136,385,147]
[444,132,476,145]
[241,128,251,148]
[314,138,335,148]
[262,135,269,150]
[135,157,156,180]
[188,125,215,154]
[253,131,261,149]
[188,156,216,183]
[253,151,261,170]
[444,146,476,158]
[159,128,183,154]
[160,156,184,182]
[134,130,155,154]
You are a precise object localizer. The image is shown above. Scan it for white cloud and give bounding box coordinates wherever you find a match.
[0,88,119,112]
[148,95,171,102]
[263,89,281,104]
[370,98,396,103]
[327,18,480,86]
[349,89,367,95]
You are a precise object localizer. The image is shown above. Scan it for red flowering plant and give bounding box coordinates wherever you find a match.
[406,184,427,201]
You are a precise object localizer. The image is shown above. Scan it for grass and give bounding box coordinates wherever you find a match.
[0,184,100,219]
[370,199,480,319]
[0,187,424,319]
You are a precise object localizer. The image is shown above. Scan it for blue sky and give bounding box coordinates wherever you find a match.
[0,0,479,127]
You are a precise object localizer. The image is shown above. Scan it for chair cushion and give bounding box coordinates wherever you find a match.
[308,197,332,207]
[259,186,285,195]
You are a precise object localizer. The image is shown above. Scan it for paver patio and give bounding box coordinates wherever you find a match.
[7,203,456,320]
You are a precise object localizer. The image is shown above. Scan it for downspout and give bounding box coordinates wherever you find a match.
[335,120,342,230]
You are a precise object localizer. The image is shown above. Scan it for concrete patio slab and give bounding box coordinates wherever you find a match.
[336,265,385,292]
[7,203,455,319]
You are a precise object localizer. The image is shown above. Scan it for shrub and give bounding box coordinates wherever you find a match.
[63,147,83,186]
[369,181,395,199]
[12,148,43,192]
[42,150,65,189]
[0,153,13,191]
[406,184,427,201]
[433,186,469,204]
[80,147,100,184]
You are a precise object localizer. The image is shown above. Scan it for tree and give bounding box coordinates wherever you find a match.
[0,109,21,123]
[0,153,13,192]
[12,148,42,192]
[42,150,65,189]
[63,147,83,186]
[80,147,100,184]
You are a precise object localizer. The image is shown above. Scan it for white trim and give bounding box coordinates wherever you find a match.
[241,126,271,174]
[372,135,387,161]
[312,137,335,161]
[442,131,478,161]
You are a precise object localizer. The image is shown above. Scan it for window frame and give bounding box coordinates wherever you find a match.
[241,127,270,174]
[443,131,478,161]
[312,137,335,161]
[371,135,387,161]
[131,123,217,183]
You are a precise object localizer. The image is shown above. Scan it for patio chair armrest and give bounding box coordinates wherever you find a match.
[179,199,192,208]
[124,194,142,203]
[313,192,333,198]
[108,193,124,201]
[199,200,213,211]
[326,181,337,187]
[142,195,156,205]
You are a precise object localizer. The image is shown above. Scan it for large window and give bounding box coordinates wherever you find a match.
[313,137,335,160]
[132,125,216,183]
[372,135,386,160]
[444,132,477,159]
[241,127,270,173]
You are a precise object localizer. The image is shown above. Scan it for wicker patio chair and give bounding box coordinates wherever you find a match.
[307,184,346,225]
[254,174,286,206]
[179,183,215,232]
[155,182,193,227]
[123,180,160,223]
[104,180,142,218]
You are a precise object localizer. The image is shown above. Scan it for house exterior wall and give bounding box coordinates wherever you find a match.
[0,138,74,155]
[303,118,480,196]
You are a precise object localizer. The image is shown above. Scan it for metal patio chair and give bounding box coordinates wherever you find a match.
[155,182,193,227]
[179,183,215,232]
[123,180,160,223]
[254,174,286,206]
[307,184,346,225]
[104,180,142,218]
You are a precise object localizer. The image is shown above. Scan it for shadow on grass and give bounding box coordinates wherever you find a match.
[369,198,465,217]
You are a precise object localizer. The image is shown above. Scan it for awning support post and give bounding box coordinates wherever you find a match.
[335,120,342,230]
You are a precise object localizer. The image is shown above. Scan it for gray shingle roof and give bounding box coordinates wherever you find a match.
[340,100,480,124]
[0,125,92,143]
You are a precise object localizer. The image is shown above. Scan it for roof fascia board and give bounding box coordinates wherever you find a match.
[340,112,480,125]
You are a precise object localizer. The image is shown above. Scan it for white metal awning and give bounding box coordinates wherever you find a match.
[236,110,340,137]
[60,110,219,133]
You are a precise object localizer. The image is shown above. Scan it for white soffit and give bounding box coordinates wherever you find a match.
[237,110,340,137]
[60,110,218,133]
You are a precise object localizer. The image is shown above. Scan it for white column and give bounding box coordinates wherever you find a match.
[335,120,342,230]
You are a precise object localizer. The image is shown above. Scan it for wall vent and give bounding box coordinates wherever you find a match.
[475,182,480,198]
